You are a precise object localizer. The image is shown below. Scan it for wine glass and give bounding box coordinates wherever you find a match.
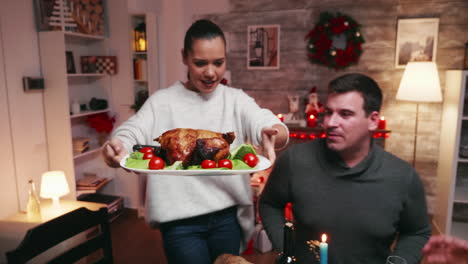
[386,255,407,264]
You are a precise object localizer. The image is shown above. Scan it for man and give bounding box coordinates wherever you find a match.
[259,73,431,264]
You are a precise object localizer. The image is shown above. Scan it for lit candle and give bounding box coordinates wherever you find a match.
[277,113,284,122]
[320,234,328,264]
[307,114,316,128]
[378,116,387,130]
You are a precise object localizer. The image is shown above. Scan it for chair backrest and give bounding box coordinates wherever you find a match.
[6,207,113,264]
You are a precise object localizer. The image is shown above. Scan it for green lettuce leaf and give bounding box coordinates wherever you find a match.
[130,151,144,159]
[164,161,184,170]
[231,159,254,170]
[125,157,150,169]
[230,144,257,160]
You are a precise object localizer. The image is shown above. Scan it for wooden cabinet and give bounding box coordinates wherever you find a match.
[436,70,468,240]
[39,31,115,199]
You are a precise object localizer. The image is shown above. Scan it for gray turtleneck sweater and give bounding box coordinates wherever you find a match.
[259,139,431,264]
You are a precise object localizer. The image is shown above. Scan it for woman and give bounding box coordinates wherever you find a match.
[103,19,289,263]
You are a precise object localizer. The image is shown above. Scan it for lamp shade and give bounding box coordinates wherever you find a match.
[396,62,442,102]
[40,171,70,199]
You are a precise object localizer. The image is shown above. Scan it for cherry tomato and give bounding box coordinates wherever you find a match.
[143,152,155,160]
[243,153,259,168]
[218,159,233,169]
[139,147,154,154]
[149,156,165,170]
[201,160,217,169]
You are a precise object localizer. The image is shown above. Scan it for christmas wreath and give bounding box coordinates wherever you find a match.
[305,12,365,69]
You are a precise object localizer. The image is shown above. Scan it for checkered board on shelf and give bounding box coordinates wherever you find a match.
[96,56,118,75]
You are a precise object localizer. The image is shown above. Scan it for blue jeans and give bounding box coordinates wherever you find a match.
[160,206,241,264]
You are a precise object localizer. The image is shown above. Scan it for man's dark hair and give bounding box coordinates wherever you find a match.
[183,19,226,58]
[328,73,383,115]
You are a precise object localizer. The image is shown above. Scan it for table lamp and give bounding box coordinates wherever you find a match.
[396,61,442,166]
[40,170,70,207]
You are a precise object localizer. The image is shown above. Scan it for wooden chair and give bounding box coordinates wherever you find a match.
[6,207,113,264]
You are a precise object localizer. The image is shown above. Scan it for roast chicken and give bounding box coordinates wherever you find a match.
[154,128,235,167]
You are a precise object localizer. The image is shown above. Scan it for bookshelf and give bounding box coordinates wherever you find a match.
[130,13,158,112]
[39,30,115,199]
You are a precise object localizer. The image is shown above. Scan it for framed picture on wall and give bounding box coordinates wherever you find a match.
[34,0,106,36]
[247,25,280,70]
[395,18,439,68]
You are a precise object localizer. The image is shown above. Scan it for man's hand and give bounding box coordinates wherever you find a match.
[262,127,279,163]
[422,235,468,264]
[102,137,128,168]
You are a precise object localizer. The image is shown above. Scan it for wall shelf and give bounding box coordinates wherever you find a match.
[70,109,110,119]
[73,147,102,160]
[64,31,106,41]
[68,73,107,78]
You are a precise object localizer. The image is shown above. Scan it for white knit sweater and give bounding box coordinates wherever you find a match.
[113,81,285,250]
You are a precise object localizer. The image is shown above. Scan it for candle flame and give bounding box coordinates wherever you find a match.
[380,116,385,120]
[321,234,327,243]
[277,114,283,118]
[309,114,315,119]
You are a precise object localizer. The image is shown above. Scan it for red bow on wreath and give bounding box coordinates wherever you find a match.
[305,12,365,70]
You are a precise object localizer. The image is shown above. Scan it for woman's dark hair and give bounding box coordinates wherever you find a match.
[183,19,226,58]
[328,73,383,115]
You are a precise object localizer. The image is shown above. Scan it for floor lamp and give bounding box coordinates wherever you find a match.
[396,62,442,166]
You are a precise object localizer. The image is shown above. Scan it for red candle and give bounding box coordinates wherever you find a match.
[307,114,317,128]
[277,113,284,122]
[378,116,386,130]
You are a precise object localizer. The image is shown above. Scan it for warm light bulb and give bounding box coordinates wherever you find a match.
[138,38,146,51]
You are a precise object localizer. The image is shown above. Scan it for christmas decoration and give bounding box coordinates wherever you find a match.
[49,0,77,31]
[305,12,365,69]
[304,87,324,127]
[86,112,115,134]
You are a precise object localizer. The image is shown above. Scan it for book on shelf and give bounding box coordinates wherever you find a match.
[133,58,147,81]
[76,173,110,191]
[72,137,90,154]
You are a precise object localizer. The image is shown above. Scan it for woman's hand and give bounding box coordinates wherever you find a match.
[422,235,468,264]
[261,127,279,163]
[102,137,128,168]
[261,124,289,163]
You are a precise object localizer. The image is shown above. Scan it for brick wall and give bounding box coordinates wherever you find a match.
[197,0,468,212]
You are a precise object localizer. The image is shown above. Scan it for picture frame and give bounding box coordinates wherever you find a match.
[395,18,439,68]
[247,25,280,70]
[33,0,106,36]
[66,51,76,74]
